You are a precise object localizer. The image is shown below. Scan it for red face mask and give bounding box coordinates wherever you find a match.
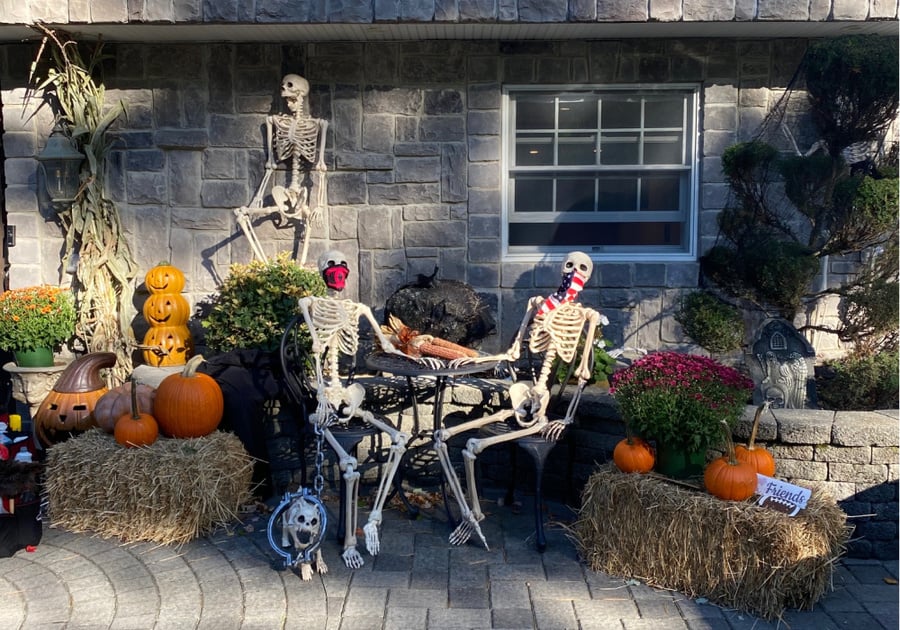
[323,264,349,291]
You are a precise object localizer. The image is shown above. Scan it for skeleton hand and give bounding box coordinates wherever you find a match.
[541,419,571,442]
[418,356,444,370]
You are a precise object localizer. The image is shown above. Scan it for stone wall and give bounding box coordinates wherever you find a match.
[1,36,864,356]
[356,380,898,560]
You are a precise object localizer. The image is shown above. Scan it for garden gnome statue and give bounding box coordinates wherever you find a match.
[235,74,329,265]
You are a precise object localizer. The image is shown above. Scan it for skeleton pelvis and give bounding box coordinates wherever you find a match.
[509,382,549,428]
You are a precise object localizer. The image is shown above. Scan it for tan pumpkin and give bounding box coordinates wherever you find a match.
[34,352,117,446]
[94,381,157,433]
[154,355,223,438]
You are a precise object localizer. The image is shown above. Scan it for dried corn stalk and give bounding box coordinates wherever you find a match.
[28,26,137,385]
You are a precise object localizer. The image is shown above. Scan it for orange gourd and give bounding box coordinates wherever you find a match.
[94,381,156,433]
[142,262,193,367]
[114,378,159,448]
[704,421,758,501]
[613,436,655,474]
[734,403,776,477]
[154,355,223,438]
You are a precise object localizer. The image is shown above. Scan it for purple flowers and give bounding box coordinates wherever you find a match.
[610,352,754,451]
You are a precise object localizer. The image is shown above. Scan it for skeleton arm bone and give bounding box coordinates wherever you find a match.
[448,296,543,368]
[316,119,329,170]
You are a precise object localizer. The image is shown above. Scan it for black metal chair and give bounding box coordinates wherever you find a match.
[477,346,586,552]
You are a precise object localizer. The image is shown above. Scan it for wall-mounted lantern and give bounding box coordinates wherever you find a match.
[36,126,84,204]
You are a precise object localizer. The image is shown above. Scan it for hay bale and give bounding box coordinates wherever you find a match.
[572,464,850,620]
[45,429,254,546]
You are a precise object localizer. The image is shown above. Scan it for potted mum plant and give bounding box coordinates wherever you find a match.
[610,351,754,478]
[0,285,76,367]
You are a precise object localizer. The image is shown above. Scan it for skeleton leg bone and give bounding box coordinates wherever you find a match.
[433,432,488,549]
[324,428,365,569]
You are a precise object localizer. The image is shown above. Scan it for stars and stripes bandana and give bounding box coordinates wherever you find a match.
[537,269,586,316]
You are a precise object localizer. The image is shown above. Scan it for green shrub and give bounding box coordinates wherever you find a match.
[675,291,745,354]
[201,253,326,353]
[816,350,900,411]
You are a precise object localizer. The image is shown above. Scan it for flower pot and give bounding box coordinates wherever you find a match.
[654,442,706,479]
[13,348,54,368]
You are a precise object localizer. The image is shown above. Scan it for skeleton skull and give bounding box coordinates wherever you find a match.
[563,250,593,282]
[281,74,310,114]
[318,249,350,291]
[281,495,322,551]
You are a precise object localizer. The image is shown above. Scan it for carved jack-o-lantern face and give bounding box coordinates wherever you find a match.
[143,293,190,326]
[145,264,186,294]
[142,325,195,367]
[35,388,107,446]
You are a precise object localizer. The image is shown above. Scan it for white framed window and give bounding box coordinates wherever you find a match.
[502,84,700,261]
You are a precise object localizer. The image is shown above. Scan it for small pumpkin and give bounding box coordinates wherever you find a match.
[114,378,159,448]
[145,262,186,294]
[94,381,157,433]
[734,402,776,477]
[704,421,758,501]
[34,352,116,446]
[154,355,223,438]
[613,436,655,474]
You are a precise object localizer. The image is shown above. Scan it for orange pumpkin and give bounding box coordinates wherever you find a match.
[154,355,223,438]
[704,421,758,501]
[613,436,655,474]
[145,262,186,294]
[734,403,776,477]
[114,378,159,448]
[34,352,116,446]
[143,293,190,326]
[143,324,195,368]
[94,381,157,433]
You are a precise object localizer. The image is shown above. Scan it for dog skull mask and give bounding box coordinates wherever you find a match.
[283,496,322,551]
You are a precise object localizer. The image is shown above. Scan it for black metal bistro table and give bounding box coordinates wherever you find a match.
[364,352,500,519]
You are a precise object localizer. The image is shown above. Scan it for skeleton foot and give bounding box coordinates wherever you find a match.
[363,521,380,556]
[299,563,314,581]
[342,547,364,569]
[449,514,489,550]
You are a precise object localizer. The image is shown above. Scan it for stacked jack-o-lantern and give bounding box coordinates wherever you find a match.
[142,262,194,367]
[34,264,222,448]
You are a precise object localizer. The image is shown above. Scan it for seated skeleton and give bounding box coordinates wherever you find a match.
[297,295,415,569]
[433,252,602,549]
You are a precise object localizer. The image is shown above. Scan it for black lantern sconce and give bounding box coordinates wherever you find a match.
[36,126,84,205]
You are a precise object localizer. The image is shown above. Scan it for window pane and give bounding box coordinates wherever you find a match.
[602,97,641,128]
[557,178,595,212]
[514,177,553,212]
[516,96,555,130]
[558,97,598,129]
[644,97,684,127]
[600,132,639,165]
[640,176,681,211]
[558,133,597,165]
[516,134,554,166]
[509,221,682,247]
[598,178,637,212]
[643,131,683,164]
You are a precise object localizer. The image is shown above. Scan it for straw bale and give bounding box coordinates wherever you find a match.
[44,429,254,546]
[572,463,850,620]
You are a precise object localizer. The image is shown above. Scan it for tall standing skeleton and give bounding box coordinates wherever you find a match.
[297,295,413,569]
[234,74,328,265]
[433,252,603,549]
